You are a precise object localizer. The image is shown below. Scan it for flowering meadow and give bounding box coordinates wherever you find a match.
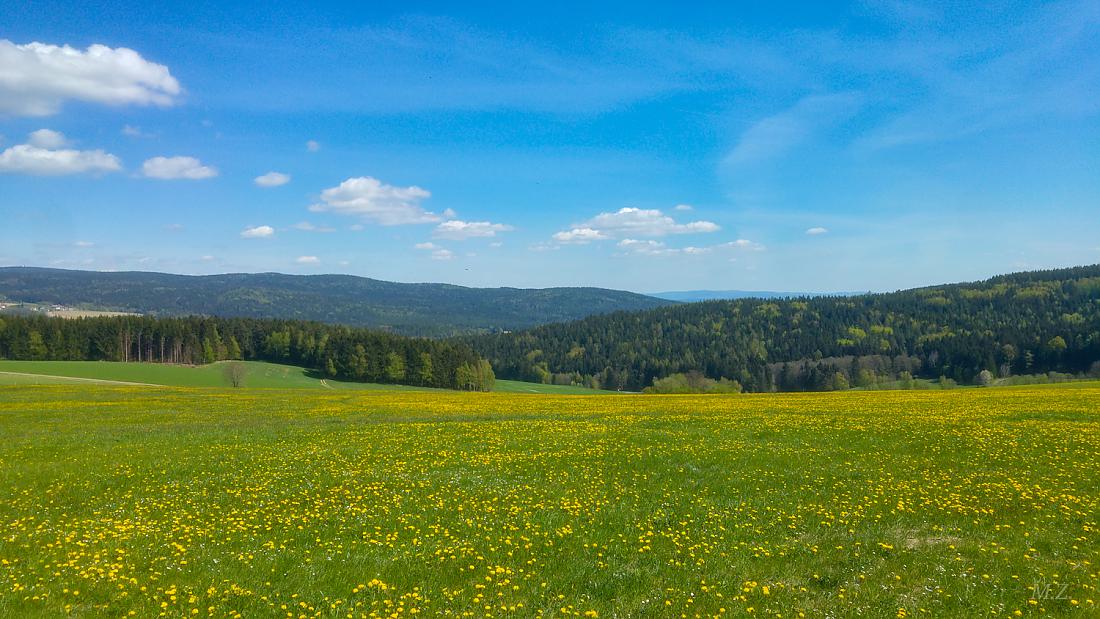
[0,385,1097,617]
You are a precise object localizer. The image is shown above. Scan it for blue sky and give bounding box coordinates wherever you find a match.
[1,0,1098,293]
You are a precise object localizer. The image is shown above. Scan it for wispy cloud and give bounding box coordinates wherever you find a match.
[725,93,862,167]
[414,241,454,260]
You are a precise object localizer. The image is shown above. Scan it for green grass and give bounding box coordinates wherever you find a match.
[492,378,617,394]
[0,385,1097,617]
[0,360,614,393]
[0,359,413,389]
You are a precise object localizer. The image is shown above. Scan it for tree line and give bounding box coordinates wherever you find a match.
[469,264,1100,392]
[0,314,494,390]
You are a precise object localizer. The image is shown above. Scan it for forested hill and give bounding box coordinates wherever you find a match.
[0,267,672,336]
[470,265,1100,392]
[0,314,494,390]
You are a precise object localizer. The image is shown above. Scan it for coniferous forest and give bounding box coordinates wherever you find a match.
[0,315,494,390]
[470,265,1100,392]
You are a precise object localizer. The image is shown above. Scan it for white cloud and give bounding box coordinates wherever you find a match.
[580,207,719,237]
[141,156,217,180]
[718,239,766,251]
[433,220,513,240]
[73,240,95,247]
[725,93,861,166]
[0,40,180,117]
[617,237,764,257]
[291,221,334,232]
[240,225,275,239]
[200,255,215,261]
[617,239,677,255]
[0,138,121,176]
[551,227,610,244]
[121,125,154,138]
[310,176,441,225]
[306,140,320,152]
[806,226,829,235]
[442,208,457,218]
[295,255,320,265]
[673,203,694,211]
[414,242,454,260]
[28,128,67,148]
[254,171,290,187]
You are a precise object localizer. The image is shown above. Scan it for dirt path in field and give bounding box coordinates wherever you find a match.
[0,371,159,387]
[320,379,334,389]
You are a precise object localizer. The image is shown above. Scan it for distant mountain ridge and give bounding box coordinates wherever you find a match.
[0,267,673,336]
[650,290,865,302]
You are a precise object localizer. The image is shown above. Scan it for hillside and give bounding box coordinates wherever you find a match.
[0,359,427,389]
[0,267,672,336]
[0,314,494,391]
[471,264,1100,392]
[0,360,613,393]
[649,289,862,302]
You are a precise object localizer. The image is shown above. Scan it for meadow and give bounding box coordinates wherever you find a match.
[0,385,1097,617]
[0,361,612,394]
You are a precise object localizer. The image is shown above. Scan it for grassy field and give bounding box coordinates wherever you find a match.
[492,378,617,394]
[0,360,428,390]
[0,361,612,394]
[0,385,1097,617]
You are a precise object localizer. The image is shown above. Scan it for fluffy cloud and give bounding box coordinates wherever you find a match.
[240,225,275,239]
[414,242,454,260]
[576,207,719,239]
[141,156,217,180]
[551,227,610,244]
[433,220,513,240]
[673,203,694,211]
[617,239,678,255]
[295,255,320,265]
[310,176,441,225]
[806,226,828,235]
[28,128,67,148]
[588,207,719,236]
[0,40,180,117]
[254,171,290,187]
[551,207,718,245]
[0,130,121,175]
